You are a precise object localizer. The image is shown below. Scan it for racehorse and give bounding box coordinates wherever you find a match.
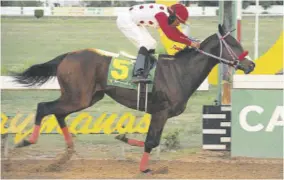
[12,24,255,173]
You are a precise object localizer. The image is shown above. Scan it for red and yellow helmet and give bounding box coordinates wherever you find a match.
[168,3,189,24]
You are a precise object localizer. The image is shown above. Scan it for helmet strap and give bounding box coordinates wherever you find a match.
[168,6,177,25]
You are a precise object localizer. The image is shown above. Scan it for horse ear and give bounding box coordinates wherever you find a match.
[218,24,224,35]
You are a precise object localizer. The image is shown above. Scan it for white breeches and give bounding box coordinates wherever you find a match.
[116,13,157,51]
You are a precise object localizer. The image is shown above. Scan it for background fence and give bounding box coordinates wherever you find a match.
[1,5,283,17]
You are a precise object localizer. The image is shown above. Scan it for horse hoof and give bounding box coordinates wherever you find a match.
[14,139,32,148]
[153,166,168,174]
[45,164,62,172]
[115,134,127,143]
[141,169,153,175]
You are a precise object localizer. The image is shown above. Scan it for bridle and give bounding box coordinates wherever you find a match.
[194,30,249,69]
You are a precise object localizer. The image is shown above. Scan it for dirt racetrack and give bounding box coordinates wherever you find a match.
[2,152,283,179]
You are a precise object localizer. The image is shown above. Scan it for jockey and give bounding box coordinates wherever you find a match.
[116,3,201,83]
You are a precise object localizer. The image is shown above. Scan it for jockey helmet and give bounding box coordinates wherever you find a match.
[168,3,189,24]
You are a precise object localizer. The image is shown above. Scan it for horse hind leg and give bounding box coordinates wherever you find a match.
[14,84,105,171]
[14,100,63,148]
[15,94,95,148]
[44,92,105,171]
[12,95,97,171]
[15,86,105,148]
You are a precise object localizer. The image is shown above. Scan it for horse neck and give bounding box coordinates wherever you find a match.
[176,37,220,98]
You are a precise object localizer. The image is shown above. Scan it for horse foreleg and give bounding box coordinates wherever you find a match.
[139,111,168,174]
[115,134,144,147]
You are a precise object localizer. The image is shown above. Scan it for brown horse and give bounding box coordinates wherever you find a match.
[12,25,255,173]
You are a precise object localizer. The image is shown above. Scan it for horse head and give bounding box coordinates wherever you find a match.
[217,24,255,74]
[174,24,255,74]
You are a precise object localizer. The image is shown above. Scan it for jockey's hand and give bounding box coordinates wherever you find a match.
[190,41,200,49]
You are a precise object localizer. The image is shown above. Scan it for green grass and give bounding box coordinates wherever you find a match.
[1,16,283,73]
[0,16,283,158]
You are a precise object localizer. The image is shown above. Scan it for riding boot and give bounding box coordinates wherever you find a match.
[148,49,157,70]
[132,47,151,84]
[148,49,155,54]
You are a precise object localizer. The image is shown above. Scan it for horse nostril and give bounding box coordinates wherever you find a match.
[245,62,256,74]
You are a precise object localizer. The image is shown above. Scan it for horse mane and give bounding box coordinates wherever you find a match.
[174,46,195,58]
[174,33,217,58]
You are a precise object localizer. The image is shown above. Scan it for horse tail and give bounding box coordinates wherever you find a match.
[12,53,68,87]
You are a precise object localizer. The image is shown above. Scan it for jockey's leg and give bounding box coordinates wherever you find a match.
[131,27,156,83]
[116,14,156,83]
[134,26,157,78]
[116,13,142,49]
[139,25,157,52]
[139,111,168,173]
[132,46,149,82]
[148,49,157,70]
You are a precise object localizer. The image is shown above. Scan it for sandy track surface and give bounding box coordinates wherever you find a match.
[2,155,283,179]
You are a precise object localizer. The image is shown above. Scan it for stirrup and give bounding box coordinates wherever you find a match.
[131,76,151,84]
[136,83,149,113]
[131,69,151,84]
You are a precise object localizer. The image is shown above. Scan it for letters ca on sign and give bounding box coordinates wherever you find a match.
[1,112,151,144]
[239,105,284,132]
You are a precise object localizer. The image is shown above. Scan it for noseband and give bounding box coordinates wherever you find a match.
[217,31,248,65]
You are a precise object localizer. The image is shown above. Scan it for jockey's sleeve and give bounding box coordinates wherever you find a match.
[155,12,192,46]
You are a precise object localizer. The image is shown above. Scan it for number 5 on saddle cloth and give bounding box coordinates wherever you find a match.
[106,51,157,113]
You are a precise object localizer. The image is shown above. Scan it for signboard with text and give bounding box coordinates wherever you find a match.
[232,89,283,158]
